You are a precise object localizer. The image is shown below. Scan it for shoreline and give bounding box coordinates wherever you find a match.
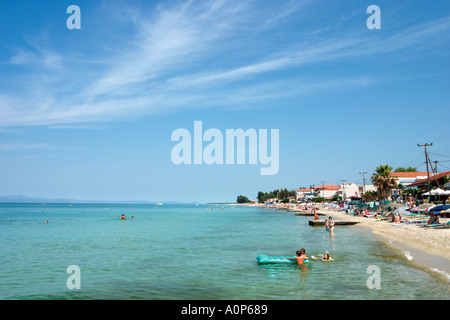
[317,209,450,277]
[243,203,450,279]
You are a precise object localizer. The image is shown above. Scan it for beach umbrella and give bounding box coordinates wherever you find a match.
[430,188,445,195]
[417,203,434,210]
[390,202,403,208]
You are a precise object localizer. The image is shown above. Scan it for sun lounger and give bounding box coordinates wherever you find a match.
[425,221,450,228]
[404,220,427,225]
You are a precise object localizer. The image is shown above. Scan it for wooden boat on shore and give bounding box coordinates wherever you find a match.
[308,220,359,226]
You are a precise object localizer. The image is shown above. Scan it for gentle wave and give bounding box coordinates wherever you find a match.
[430,268,450,281]
[403,251,414,261]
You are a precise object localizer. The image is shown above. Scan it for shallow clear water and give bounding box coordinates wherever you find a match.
[0,203,448,299]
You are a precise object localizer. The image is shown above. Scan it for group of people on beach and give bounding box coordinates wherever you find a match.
[287,248,334,265]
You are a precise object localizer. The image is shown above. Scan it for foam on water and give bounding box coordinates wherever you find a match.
[430,268,450,281]
[403,251,414,261]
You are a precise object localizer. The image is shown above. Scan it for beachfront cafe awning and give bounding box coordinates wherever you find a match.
[422,188,446,196]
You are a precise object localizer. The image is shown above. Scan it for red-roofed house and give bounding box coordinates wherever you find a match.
[407,171,450,188]
[314,185,341,199]
[296,188,314,200]
[391,172,429,186]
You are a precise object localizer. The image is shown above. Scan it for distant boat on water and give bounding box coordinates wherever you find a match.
[156,202,163,205]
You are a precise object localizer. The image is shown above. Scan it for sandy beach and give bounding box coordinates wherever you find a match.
[317,209,450,275]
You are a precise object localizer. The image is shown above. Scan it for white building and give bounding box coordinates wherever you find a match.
[314,185,341,199]
[296,188,315,200]
[341,183,377,199]
[391,172,429,186]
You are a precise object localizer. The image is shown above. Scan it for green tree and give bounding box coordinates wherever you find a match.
[257,191,266,204]
[331,194,343,202]
[394,167,417,172]
[362,190,378,202]
[371,165,398,200]
[236,195,250,203]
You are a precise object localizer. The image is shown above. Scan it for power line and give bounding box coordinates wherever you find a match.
[414,161,426,169]
[429,152,450,159]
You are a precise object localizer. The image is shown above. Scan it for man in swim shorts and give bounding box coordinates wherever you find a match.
[287,248,308,265]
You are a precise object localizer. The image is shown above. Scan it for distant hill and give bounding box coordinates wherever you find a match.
[0,195,199,205]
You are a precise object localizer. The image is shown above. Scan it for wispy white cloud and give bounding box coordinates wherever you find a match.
[47,124,107,130]
[0,143,53,152]
[1,1,449,127]
[9,47,62,69]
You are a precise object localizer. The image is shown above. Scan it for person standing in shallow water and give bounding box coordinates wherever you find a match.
[328,216,335,235]
[286,248,308,265]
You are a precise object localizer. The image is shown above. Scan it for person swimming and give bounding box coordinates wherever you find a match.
[120,214,126,220]
[312,253,334,261]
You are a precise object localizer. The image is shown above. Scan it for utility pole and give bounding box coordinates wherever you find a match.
[320,181,325,198]
[430,160,440,188]
[417,143,433,198]
[359,172,367,194]
[340,179,347,201]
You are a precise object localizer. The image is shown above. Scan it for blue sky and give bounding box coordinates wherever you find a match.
[0,0,449,203]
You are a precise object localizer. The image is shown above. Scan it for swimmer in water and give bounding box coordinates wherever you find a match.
[312,253,334,261]
[120,214,126,220]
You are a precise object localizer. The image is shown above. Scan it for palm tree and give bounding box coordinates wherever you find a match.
[362,190,378,202]
[371,165,399,200]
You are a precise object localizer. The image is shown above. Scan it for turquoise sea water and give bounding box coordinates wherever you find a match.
[0,203,448,300]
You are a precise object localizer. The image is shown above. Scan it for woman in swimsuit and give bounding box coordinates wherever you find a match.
[312,253,334,261]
